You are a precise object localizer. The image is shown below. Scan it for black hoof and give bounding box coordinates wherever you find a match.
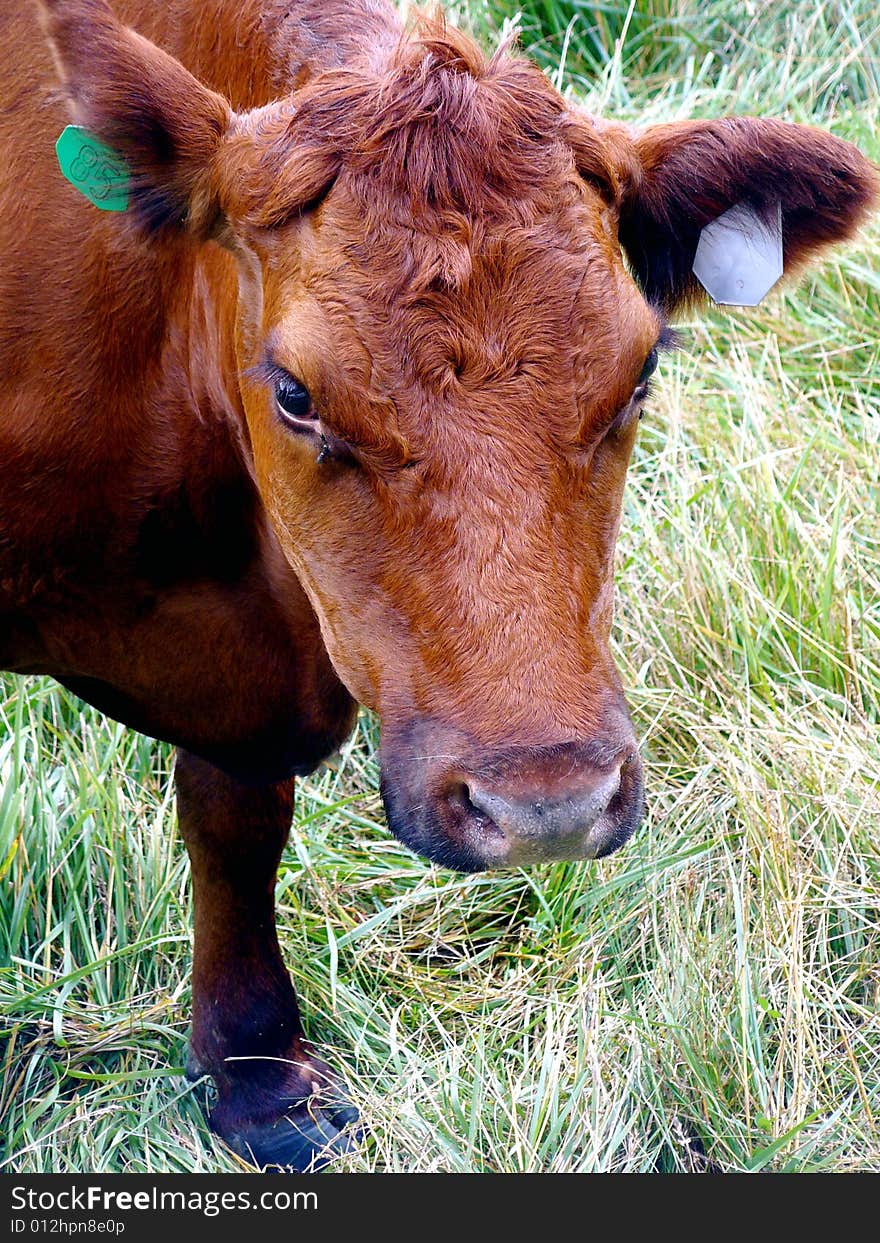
[221,1098,361,1172]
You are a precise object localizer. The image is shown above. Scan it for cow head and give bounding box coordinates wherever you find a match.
[39,0,877,869]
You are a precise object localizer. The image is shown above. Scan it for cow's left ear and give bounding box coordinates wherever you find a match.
[609,117,878,313]
[37,0,233,237]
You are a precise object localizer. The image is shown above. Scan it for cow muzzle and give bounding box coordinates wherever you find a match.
[380,721,645,872]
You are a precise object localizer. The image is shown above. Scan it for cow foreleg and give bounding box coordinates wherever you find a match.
[175,749,358,1171]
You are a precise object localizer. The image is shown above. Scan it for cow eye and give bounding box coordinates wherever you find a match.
[639,348,659,387]
[630,347,659,408]
[275,376,317,427]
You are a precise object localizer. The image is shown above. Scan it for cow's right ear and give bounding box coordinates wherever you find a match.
[37,0,233,236]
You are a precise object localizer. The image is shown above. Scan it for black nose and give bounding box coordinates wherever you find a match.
[380,726,645,873]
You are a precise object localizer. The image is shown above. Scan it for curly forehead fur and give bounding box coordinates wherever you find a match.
[230,19,619,236]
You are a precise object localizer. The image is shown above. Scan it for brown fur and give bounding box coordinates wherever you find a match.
[3,0,876,1168]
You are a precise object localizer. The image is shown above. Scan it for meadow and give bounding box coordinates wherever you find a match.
[1,0,878,1173]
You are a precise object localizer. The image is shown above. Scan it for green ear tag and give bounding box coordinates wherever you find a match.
[55,125,129,212]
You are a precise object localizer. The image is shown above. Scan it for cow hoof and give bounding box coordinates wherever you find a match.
[219,1098,361,1172]
[184,1037,359,1171]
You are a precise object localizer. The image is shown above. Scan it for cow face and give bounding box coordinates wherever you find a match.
[39,0,876,870]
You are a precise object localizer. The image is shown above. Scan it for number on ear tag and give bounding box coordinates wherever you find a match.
[692,201,783,306]
[55,125,129,213]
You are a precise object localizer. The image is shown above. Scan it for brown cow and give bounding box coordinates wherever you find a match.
[1,0,875,1169]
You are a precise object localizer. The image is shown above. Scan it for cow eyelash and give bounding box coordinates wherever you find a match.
[245,358,301,391]
[635,377,654,411]
[656,324,681,354]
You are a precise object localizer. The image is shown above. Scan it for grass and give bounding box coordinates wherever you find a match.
[2,0,879,1173]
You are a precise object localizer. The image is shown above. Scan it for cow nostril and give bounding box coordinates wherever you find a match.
[448,780,474,815]
[452,780,497,826]
[451,781,508,847]
[460,780,503,826]
[465,782,503,826]
[460,782,477,816]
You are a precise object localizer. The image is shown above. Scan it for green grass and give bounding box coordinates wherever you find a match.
[2,0,879,1173]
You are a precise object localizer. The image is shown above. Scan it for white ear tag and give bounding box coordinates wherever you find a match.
[692,200,783,306]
